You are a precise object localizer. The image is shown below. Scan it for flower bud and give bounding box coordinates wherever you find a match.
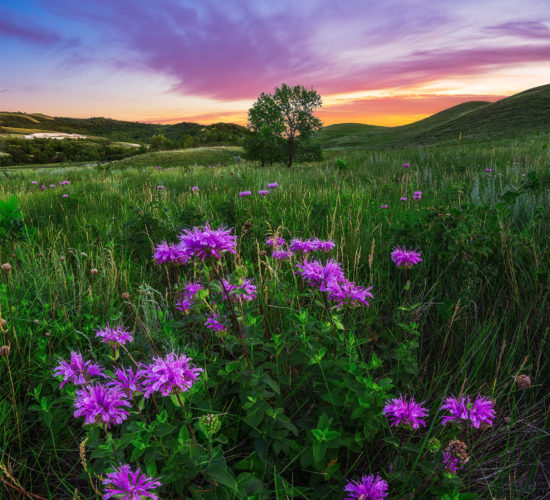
[0,345,10,356]
[515,374,531,389]
[122,292,130,300]
[2,263,12,272]
[90,268,99,275]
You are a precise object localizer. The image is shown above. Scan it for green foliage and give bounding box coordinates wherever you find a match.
[0,195,34,240]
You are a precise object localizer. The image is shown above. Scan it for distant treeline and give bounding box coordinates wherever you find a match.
[0,138,143,165]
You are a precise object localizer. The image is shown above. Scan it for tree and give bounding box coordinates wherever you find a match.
[245,84,323,167]
[149,134,166,151]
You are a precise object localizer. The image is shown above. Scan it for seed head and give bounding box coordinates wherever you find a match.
[90,268,99,275]
[0,318,6,328]
[2,263,12,272]
[60,256,65,262]
[0,345,10,356]
[38,253,44,258]
[446,439,469,465]
[121,292,130,300]
[515,374,531,389]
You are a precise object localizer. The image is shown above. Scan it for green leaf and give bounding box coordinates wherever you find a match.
[207,464,237,491]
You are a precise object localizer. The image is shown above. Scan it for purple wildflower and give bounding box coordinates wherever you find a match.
[344,474,388,500]
[192,186,199,191]
[383,395,428,429]
[53,352,105,388]
[239,191,252,197]
[266,237,286,247]
[141,352,203,398]
[485,168,492,173]
[62,194,69,198]
[403,163,410,168]
[176,282,203,312]
[442,451,460,473]
[267,182,279,189]
[381,204,388,209]
[107,367,144,394]
[440,395,495,429]
[391,247,422,268]
[400,197,408,202]
[311,239,335,252]
[103,464,162,500]
[221,278,257,302]
[73,384,130,427]
[152,242,189,264]
[49,184,56,188]
[325,279,373,309]
[154,166,161,170]
[296,259,346,289]
[157,185,164,190]
[178,223,237,261]
[32,181,38,185]
[205,313,226,332]
[258,190,270,196]
[272,249,294,260]
[413,191,422,199]
[40,185,46,190]
[95,325,133,348]
[289,238,317,254]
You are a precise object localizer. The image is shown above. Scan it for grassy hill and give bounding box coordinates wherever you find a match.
[314,84,550,149]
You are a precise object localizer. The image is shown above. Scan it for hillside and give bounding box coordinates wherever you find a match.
[314,84,550,149]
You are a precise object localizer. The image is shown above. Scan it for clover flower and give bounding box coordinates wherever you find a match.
[441,395,495,428]
[178,223,237,261]
[73,384,130,427]
[266,237,286,247]
[258,190,270,196]
[141,352,202,398]
[239,191,252,197]
[152,242,189,264]
[383,395,428,429]
[267,182,279,189]
[205,313,226,332]
[221,278,257,302]
[53,352,105,388]
[95,325,134,348]
[103,464,162,500]
[325,279,373,309]
[176,282,203,312]
[107,367,144,395]
[296,259,346,289]
[391,247,422,268]
[272,249,294,260]
[344,474,388,500]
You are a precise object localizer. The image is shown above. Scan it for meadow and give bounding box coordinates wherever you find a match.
[0,138,548,499]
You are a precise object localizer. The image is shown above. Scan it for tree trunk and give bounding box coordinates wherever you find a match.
[287,138,294,168]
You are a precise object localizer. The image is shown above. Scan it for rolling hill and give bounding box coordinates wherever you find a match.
[314,84,550,149]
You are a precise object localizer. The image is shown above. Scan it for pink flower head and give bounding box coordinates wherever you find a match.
[95,325,133,348]
[152,242,189,264]
[325,279,373,309]
[413,191,422,199]
[141,352,203,398]
[49,184,56,188]
[296,259,346,289]
[62,194,69,198]
[53,352,105,388]
[205,313,226,332]
[192,186,199,191]
[311,239,335,252]
[267,182,279,189]
[266,237,286,247]
[103,464,162,500]
[442,451,460,473]
[154,166,161,170]
[400,197,408,202]
[73,384,130,427]
[440,395,495,428]
[176,282,203,312]
[381,204,388,209]
[289,238,317,254]
[31,181,38,185]
[239,191,252,197]
[403,163,410,168]
[272,249,294,260]
[221,278,257,302]
[485,168,492,173]
[178,223,237,261]
[344,474,388,499]
[383,395,428,429]
[258,190,270,196]
[107,367,144,395]
[157,185,164,190]
[391,247,422,268]
[40,185,46,190]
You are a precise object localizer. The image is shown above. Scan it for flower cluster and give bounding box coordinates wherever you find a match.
[103,464,162,500]
[221,278,257,303]
[178,224,237,261]
[108,367,144,395]
[391,247,422,268]
[383,395,428,429]
[272,249,294,260]
[258,189,270,196]
[53,352,105,388]
[74,384,131,427]
[239,191,252,197]
[152,242,189,264]
[176,282,203,312]
[441,395,495,428]
[289,238,335,254]
[205,313,226,332]
[266,237,286,247]
[344,474,388,499]
[413,191,422,200]
[95,325,134,348]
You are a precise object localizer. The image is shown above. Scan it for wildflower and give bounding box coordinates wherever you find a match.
[296,259,346,289]
[258,189,270,196]
[141,352,203,398]
[62,194,69,198]
[198,413,222,436]
[381,204,388,209]
[121,292,130,300]
[73,384,130,427]
[31,181,38,185]
[311,239,335,252]
[176,282,203,312]
[157,185,164,190]
[108,367,144,395]
[178,223,237,261]
[413,191,422,200]
[40,185,46,190]
[440,395,495,428]
[154,166,161,170]
[325,279,373,309]
[95,325,133,349]
[266,237,286,247]
[90,268,99,275]
[53,352,105,388]
[205,313,226,332]
[0,345,10,357]
[344,474,388,499]
[2,263,11,272]
[267,182,279,189]
[272,249,294,260]
[400,197,408,202]
[49,184,56,188]
[191,186,199,191]
[515,374,531,389]
[221,278,257,302]
[383,395,428,429]
[289,238,316,254]
[239,191,252,197]
[152,242,189,264]
[391,247,422,268]
[403,163,410,168]
[442,440,469,473]
[103,464,161,500]
[486,168,492,173]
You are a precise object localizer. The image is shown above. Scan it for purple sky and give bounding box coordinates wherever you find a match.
[1,0,549,125]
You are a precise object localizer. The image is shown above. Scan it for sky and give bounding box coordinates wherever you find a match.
[1,0,550,126]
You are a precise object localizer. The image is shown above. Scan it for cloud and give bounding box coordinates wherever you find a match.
[0,10,63,45]
[485,21,550,40]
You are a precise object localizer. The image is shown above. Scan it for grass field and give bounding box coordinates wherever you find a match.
[0,137,548,498]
